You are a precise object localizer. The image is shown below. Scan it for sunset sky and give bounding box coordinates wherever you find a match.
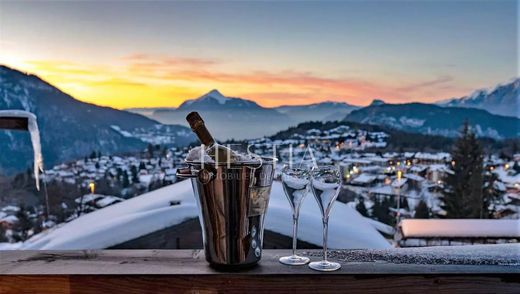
[0,1,517,109]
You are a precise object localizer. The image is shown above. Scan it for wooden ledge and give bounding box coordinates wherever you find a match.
[0,250,519,293]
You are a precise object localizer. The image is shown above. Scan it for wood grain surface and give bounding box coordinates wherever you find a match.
[0,250,518,293]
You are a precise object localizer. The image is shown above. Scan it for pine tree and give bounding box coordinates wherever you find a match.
[414,200,430,219]
[442,122,484,218]
[12,204,34,242]
[147,143,154,158]
[0,226,8,242]
[130,165,139,183]
[122,171,130,188]
[513,161,520,174]
[482,171,500,218]
[355,198,369,217]
[372,197,393,225]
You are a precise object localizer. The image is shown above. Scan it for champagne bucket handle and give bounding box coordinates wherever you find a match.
[176,167,198,178]
[176,166,216,184]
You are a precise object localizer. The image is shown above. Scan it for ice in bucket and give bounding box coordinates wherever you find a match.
[177,112,275,269]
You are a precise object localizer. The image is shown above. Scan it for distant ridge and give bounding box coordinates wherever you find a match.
[344,102,519,139]
[437,78,519,118]
[128,90,360,139]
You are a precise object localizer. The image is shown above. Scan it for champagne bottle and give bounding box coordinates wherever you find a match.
[186,112,233,163]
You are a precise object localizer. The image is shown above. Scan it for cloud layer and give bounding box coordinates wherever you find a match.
[15,54,471,109]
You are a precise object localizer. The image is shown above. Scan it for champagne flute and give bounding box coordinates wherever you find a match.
[278,165,311,265]
[308,165,341,272]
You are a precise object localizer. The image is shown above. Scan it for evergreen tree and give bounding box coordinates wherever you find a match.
[355,198,369,217]
[482,171,500,218]
[372,197,393,225]
[12,204,34,242]
[414,200,430,219]
[122,171,130,188]
[130,165,139,183]
[147,143,154,158]
[399,196,408,210]
[513,161,520,174]
[442,122,484,218]
[89,151,97,159]
[0,225,8,242]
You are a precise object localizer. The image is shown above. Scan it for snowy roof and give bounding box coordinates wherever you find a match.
[414,152,451,161]
[21,180,391,250]
[96,196,124,208]
[22,181,198,250]
[404,174,425,182]
[352,173,377,184]
[400,219,520,238]
[391,178,407,188]
[0,215,19,224]
[370,186,396,196]
[495,167,520,185]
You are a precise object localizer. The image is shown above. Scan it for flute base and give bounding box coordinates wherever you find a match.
[279,255,310,266]
[309,260,341,272]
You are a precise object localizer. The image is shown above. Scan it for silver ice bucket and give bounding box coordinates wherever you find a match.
[177,158,275,269]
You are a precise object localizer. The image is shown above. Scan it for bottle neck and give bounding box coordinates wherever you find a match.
[191,120,216,147]
[186,112,216,146]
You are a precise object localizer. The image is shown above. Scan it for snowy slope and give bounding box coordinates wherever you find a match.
[21,180,391,250]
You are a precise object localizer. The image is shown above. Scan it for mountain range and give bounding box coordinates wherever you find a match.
[128,90,358,139]
[1,64,518,172]
[130,79,518,140]
[344,101,519,139]
[0,65,194,173]
[437,79,519,118]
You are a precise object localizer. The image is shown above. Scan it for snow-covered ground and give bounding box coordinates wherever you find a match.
[19,179,391,250]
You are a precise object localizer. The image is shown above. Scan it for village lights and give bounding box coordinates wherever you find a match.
[89,182,95,194]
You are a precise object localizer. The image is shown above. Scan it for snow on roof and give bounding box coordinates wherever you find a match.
[391,178,407,188]
[96,196,124,208]
[22,181,198,250]
[414,152,451,161]
[21,180,391,250]
[75,194,103,204]
[400,219,520,238]
[370,185,396,196]
[352,173,377,184]
[404,174,425,182]
[495,167,520,185]
[139,174,154,185]
[342,158,371,165]
[0,215,19,224]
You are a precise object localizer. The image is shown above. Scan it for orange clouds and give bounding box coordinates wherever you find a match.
[5,53,469,109]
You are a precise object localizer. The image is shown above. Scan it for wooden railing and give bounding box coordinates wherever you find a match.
[0,249,519,293]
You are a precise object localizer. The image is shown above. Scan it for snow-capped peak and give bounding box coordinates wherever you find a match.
[182,89,229,107]
[200,89,229,104]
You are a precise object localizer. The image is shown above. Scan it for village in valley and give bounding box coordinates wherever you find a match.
[1,122,519,248]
